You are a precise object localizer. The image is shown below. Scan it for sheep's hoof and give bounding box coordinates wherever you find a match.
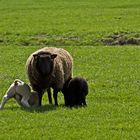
[49,101,53,105]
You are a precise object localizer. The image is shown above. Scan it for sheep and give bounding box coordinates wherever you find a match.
[62,77,88,107]
[26,47,73,106]
[0,79,39,110]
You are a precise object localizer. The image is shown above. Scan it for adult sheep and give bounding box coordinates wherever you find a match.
[26,47,73,106]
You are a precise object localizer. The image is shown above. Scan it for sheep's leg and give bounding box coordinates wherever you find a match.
[47,88,52,104]
[32,85,43,106]
[0,95,11,110]
[53,89,58,106]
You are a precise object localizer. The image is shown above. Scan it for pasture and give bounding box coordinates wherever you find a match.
[0,0,140,139]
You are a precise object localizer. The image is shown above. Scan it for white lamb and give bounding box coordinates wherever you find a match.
[0,79,39,110]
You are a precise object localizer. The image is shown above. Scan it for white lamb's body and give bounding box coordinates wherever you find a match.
[0,79,39,110]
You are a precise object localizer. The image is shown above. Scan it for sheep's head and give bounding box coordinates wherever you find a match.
[33,52,57,76]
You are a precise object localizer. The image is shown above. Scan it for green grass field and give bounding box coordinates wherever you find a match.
[0,0,140,139]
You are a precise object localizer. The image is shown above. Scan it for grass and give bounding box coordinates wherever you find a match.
[0,46,140,139]
[0,0,140,46]
[0,0,140,139]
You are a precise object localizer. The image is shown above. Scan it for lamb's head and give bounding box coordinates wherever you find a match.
[33,52,57,76]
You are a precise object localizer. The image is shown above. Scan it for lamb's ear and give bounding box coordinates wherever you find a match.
[14,80,18,86]
[51,54,57,59]
[33,54,39,59]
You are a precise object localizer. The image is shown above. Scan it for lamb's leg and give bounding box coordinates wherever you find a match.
[64,95,68,106]
[14,94,22,106]
[82,98,87,106]
[47,88,52,104]
[21,97,30,107]
[53,89,58,106]
[0,95,11,110]
[38,93,43,106]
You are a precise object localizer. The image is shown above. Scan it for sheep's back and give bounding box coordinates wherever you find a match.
[48,48,73,89]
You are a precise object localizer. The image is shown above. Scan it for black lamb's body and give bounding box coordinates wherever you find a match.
[62,77,88,107]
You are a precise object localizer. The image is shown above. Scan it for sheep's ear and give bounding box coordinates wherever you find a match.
[51,54,57,59]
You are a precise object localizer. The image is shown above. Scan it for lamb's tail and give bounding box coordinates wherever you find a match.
[14,79,24,86]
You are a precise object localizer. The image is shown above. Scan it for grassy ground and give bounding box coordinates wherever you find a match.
[0,46,140,139]
[0,0,140,139]
[0,0,140,46]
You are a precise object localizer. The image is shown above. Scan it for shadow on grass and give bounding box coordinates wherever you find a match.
[1,104,58,113]
[21,104,58,113]
[21,104,87,113]
[2,104,87,113]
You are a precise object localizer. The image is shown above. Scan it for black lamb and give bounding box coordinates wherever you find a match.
[62,77,88,107]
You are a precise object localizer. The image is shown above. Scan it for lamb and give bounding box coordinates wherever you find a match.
[0,79,39,110]
[26,47,73,106]
[62,77,88,107]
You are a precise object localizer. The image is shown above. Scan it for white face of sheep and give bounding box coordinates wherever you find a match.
[33,53,57,76]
